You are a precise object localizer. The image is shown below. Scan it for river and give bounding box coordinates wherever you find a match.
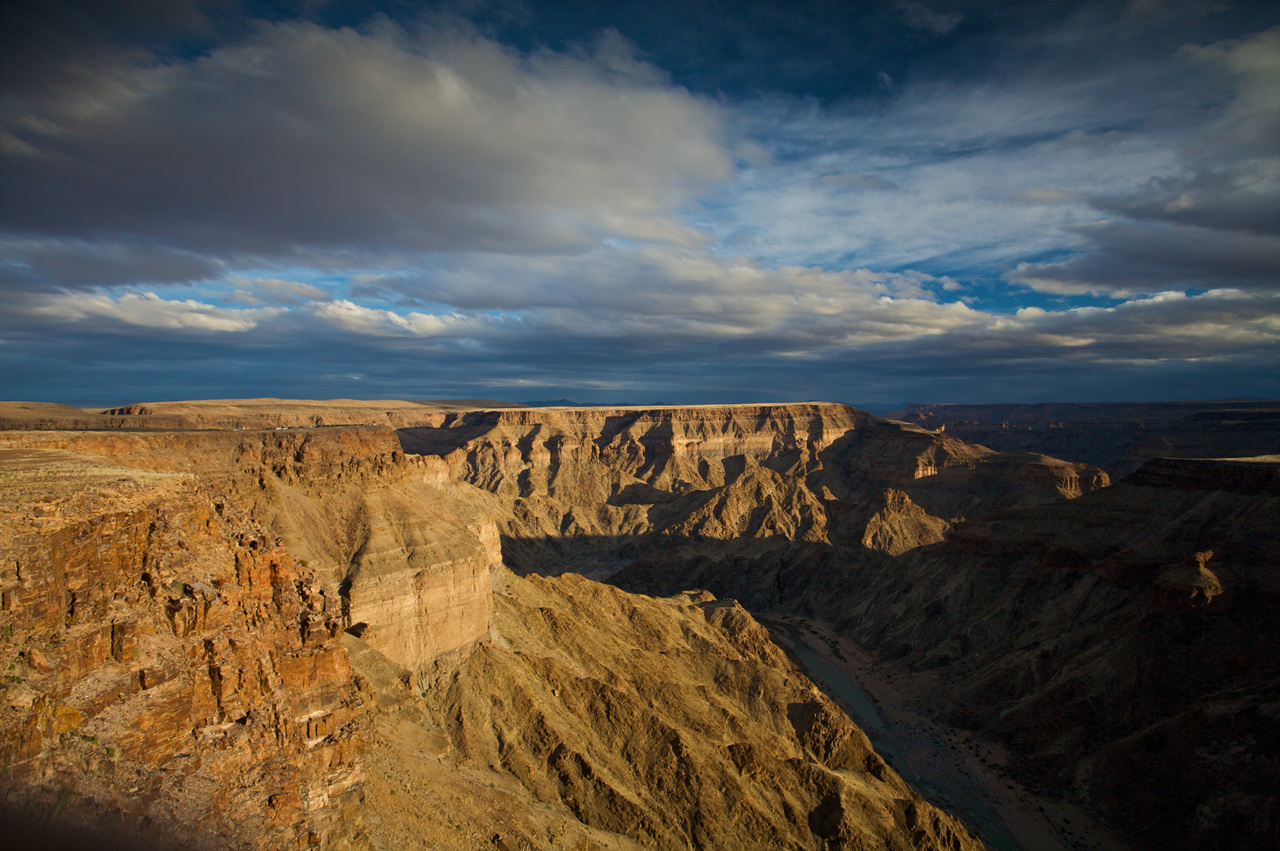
[763,616,1130,851]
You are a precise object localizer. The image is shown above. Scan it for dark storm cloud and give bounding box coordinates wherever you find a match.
[0,238,222,293]
[1100,170,1280,239]
[1006,24,1280,297]
[1009,221,1280,296]
[1,21,730,257]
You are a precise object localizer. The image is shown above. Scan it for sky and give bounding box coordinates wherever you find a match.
[2,0,1278,408]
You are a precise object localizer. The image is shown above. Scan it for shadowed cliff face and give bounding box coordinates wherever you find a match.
[876,459,1280,851]
[889,400,1280,477]
[626,454,1280,851]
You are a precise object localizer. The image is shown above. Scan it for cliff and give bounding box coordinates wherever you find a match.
[889,400,1280,475]
[0,398,522,432]
[399,402,1105,581]
[0,452,365,849]
[0,427,499,674]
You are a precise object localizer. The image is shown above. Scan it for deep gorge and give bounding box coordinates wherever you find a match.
[2,399,1277,850]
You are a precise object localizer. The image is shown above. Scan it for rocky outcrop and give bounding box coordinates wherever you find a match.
[859,489,949,556]
[429,569,983,850]
[0,427,500,674]
[0,467,365,849]
[1151,551,1225,609]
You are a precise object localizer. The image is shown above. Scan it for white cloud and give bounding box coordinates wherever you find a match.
[31,291,278,331]
[225,277,332,306]
[308,299,491,338]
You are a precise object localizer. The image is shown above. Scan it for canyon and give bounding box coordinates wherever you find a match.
[0,398,1275,850]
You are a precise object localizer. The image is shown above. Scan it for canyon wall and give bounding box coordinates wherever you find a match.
[793,456,1280,851]
[28,400,1257,850]
[0,460,364,848]
[890,400,1280,475]
[0,427,499,674]
[399,403,1105,581]
[429,569,982,850]
[389,402,1276,851]
[0,398,521,432]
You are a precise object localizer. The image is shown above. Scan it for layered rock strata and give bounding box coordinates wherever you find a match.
[399,403,1106,581]
[0,459,365,848]
[0,427,499,674]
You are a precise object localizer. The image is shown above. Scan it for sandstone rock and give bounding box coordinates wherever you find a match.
[0,465,365,849]
[1152,551,1225,609]
[427,569,982,850]
[860,488,949,556]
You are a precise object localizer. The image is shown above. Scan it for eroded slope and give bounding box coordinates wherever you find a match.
[425,570,982,850]
[794,457,1280,851]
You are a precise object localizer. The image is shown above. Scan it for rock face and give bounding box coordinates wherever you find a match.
[0,461,365,849]
[0,427,500,674]
[430,569,981,850]
[860,489,950,556]
[342,489,499,671]
[398,403,1105,585]
[1151,550,1225,609]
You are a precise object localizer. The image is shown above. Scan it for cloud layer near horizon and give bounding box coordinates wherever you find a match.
[2,2,1278,405]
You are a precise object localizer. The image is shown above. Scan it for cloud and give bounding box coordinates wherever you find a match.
[2,6,1277,406]
[334,248,984,348]
[0,21,731,256]
[27,291,279,332]
[0,237,223,293]
[1005,27,1280,297]
[1008,221,1280,296]
[225,277,332,306]
[819,172,899,192]
[5,247,1277,405]
[308,299,492,338]
[897,2,963,36]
